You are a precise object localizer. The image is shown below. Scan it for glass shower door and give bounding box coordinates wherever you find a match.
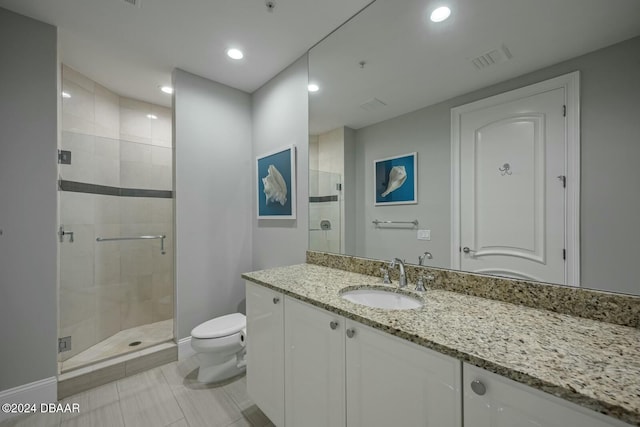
[58,131,175,372]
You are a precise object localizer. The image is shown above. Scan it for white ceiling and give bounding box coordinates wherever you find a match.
[309,0,640,134]
[0,0,373,106]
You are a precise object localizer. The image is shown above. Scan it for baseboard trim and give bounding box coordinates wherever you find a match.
[178,336,195,360]
[0,377,57,422]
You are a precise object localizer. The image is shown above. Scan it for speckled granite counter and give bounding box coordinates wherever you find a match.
[242,263,640,426]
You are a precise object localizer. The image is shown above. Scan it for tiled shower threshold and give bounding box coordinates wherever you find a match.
[57,341,177,399]
[60,319,174,373]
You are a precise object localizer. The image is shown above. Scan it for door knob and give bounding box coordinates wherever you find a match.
[346,328,356,338]
[329,321,339,330]
[471,380,486,395]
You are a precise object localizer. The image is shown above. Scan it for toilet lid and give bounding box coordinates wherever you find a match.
[191,313,246,339]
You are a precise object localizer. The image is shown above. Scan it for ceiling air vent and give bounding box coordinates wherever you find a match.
[359,98,387,112]
[123,0,141,7]
[471,45,512,70]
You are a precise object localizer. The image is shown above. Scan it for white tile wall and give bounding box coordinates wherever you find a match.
[62,78,95,135]
[94,224,121,287]
[120,97,153,144]
[151,105,172,148]
[121,140,152,163]
[61,192,96,225]
[94,84,120,139]
[150,165,172,191]
[59,65,174,364]
[59,146,97,184]
[94,136,120,160]
[63,64,95,92]
[94,195,120,224]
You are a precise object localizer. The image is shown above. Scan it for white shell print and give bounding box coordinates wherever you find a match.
[381,165,407,197]
[262,164,288,206]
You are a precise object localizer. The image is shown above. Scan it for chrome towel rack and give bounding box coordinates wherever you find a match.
[372,219,419,227]
[96,235,166,254]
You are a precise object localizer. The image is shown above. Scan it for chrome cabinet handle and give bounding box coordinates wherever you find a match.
[471,380,486,395]
[346,328,356,338]
[273,297,280,304]
[329,321,339,330]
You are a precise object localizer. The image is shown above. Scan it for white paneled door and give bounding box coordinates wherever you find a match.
[455,82,573,284]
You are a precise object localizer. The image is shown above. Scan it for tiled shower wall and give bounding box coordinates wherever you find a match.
[59,65,173,362]
[309,129,344,253]
[309,170,342,253]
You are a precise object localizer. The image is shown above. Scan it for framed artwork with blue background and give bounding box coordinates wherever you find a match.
[374,152,417,206]
[257,145,296,219]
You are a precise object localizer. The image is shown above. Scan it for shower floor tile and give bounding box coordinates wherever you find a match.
[61,319,173,373]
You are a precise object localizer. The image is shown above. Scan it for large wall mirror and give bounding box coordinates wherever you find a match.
[308,0,640,295]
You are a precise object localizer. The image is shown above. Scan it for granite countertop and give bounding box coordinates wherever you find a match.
[242,263,640,426]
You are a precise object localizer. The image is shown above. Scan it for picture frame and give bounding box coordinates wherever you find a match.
[374,152,417,206]
[257,145,296,219]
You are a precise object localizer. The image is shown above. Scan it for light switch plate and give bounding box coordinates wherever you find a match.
[417,229,431,240]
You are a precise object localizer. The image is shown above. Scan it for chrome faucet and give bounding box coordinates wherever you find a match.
[389,258,407,288]
[418,251,433,266]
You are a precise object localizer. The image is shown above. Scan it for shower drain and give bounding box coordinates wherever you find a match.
[129,341,142,347]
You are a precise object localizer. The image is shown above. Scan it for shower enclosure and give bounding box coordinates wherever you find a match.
[58,65,174,373]
[308,169,343,253]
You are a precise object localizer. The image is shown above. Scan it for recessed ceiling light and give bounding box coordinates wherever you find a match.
[227,48,244,60]
[160,85,173,94]
[430,6,451,22]
[146,114,158,120]
[308,83,319,93]
[61,91,71,98]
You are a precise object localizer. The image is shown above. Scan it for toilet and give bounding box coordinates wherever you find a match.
[190,313,247,383]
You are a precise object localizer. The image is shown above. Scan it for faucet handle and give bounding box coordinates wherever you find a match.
[415,274,434,292]
[380,268,391,284]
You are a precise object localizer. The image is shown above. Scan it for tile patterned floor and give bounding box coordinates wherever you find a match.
[61,320,174,373]
[2,356,273,427]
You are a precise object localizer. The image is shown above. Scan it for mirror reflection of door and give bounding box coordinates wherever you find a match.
[453,74,579,285]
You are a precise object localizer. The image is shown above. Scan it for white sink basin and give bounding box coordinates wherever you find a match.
[341,287,423,310]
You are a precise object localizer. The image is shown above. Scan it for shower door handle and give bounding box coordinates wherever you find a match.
[59,225,74,243]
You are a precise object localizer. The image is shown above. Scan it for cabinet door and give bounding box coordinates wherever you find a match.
[246,282,284,427]
[346,320,462,427]
[463,363,631,427]
[284,297,346,427]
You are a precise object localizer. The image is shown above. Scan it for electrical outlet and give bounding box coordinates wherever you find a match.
[417,229,431,240]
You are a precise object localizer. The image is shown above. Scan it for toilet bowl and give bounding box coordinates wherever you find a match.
[190,313,247,383]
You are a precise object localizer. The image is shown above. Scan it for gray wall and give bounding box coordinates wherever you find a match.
[354,36,640,294]
[355,105,452,266]
[0,8,58,390]
[252,55,309,269]
[174,69,253,339]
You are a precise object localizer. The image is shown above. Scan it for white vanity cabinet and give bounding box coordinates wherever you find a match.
[345,318,462,427]
[246,281,631,427]
[463,363,632,427]
[245,282,285,427]
[284,296,346,427]
[283,296,462,427]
